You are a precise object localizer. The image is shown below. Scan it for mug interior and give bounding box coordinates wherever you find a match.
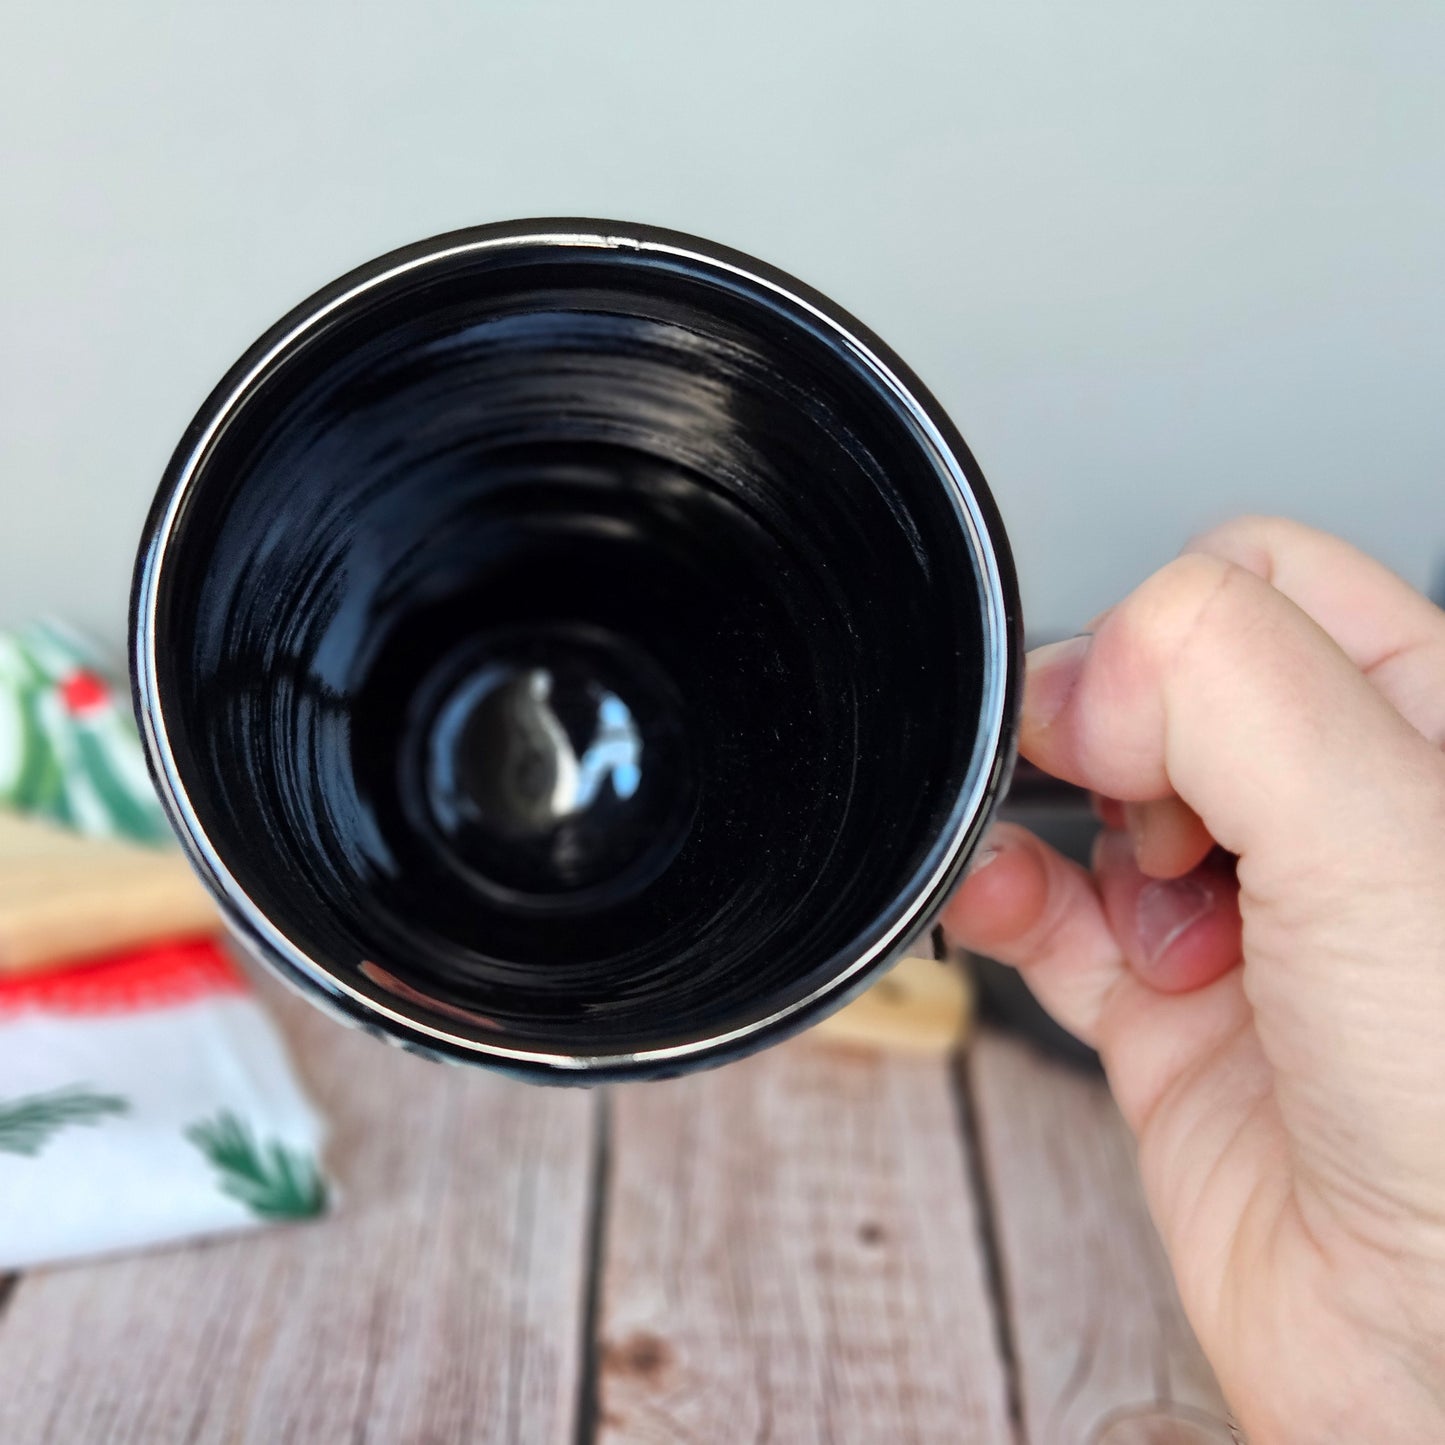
[143,228,1011,1067]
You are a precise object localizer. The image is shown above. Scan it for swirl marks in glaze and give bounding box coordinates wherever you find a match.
[139,228,1015,1070]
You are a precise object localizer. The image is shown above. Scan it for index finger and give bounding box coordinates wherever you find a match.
[1021,554,1444,869]
[1186,516,1445,746]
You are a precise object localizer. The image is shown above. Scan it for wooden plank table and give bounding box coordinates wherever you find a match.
[0,967,1234,1444]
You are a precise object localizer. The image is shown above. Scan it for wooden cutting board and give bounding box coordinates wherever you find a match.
[0,810,218,974]
[0,807,970,1050]
[812,952,973,1055]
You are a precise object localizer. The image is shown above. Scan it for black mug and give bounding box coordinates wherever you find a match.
[132,220,1021,1081]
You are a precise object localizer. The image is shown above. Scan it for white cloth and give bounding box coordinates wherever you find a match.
[0,939,330,1269]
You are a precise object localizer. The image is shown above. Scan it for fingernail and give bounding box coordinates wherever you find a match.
[969,843,1000,875]
[1137,877,1213,969]
[1023,634,1092,731]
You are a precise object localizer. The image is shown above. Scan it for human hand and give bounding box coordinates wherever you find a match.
[944,517,1445,1444]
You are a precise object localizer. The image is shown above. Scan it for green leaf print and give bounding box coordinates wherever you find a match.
[0,1086,130,1157]
[185,1111,328,1221]
[73,727,170,846]
[10,684,58,816]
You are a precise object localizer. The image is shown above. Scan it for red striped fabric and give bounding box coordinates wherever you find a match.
[0,937,247,1017]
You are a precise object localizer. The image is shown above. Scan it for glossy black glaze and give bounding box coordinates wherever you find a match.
[133,221,1020,1079]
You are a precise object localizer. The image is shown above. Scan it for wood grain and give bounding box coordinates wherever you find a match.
[0,977,597,1445]
[965,1029,1231,1445]
[596,1036,1014,1445]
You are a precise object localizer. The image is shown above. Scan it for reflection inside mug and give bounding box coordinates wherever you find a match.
[410,625,694,909]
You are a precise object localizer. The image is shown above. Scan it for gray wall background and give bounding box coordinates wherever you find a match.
[3,1,1442,652]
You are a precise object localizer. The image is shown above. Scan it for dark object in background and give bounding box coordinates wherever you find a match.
[132,220,1021,1082]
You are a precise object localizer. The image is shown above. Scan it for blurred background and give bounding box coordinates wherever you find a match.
[3,0,1442,650]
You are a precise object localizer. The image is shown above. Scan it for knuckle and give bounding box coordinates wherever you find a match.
[1114,553,1252,666]
[1183,513,1289,574]
[1185,512,1296,550]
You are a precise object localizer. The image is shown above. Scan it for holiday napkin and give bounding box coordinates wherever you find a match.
[0,937,330,1268]
[0,619,172,845]
[0,620,332,1268]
